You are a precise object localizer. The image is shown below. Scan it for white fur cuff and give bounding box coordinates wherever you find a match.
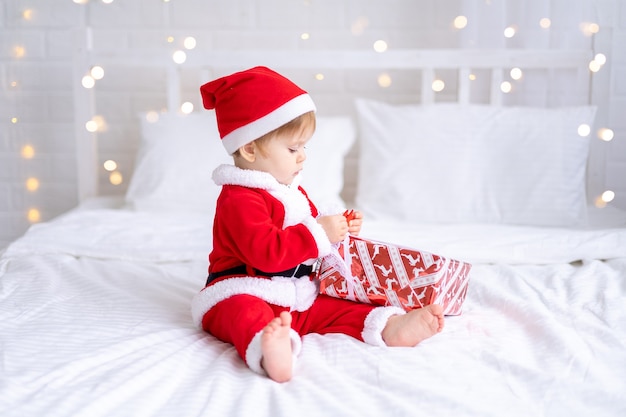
[361,306,406,347]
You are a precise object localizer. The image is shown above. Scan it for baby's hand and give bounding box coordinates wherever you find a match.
[317,214,349,244]
[344,209,363,236]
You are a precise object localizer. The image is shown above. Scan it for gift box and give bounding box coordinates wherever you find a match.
[317,235,471,315]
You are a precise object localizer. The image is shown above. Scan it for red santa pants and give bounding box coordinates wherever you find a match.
[201,293,378,364]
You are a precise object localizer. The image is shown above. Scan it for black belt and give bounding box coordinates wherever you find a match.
[205,264,314,286]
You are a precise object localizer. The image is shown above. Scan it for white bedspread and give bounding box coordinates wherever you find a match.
[1,208,625,417]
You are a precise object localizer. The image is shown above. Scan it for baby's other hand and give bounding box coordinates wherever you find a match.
[317,214,349,244]
[345,210,363,236]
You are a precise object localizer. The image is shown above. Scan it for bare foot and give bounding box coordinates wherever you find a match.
[382,304,445,347]
[261,311,293,382]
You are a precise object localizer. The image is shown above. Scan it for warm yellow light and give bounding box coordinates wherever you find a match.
[315,73,324,81]
[181,101,194,114]
[172,50,186,64]
[500,81,512,93]
[26,178,40,192]
[109,171,123,185]
[11,117,18,124]
[146,111,160,123]
[601,190,615,203]
[22,9,34,20]
[167,36,175,43]
[504,26,516,38]
[21,145,35,159]
[27,209,41,223]
[82,75,95,89]
[103,160,117,171]
[300,33,310,40]
[351,16,369,35]
[469,73,476,81]
[10,80,18,88]
[453,16,468,29]
[377,73,392,88]
[432,79,445,92]
[373,40,388,53]
[598,128,614,142]
[594,53,607,66]
[539,18,551,29]
[510,67,523,80]
[581,22,600,36]
[577,124,591,137]
[184,37,197,49]
[589,60,602,72]
[13,46,26,58]
[90,66,104,80]
[85,120,98,132]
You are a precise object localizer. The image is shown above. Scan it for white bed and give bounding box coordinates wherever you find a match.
[1,46,626,417]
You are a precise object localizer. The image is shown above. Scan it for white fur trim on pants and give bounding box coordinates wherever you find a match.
[190,276,319,328]
[361,306,406,347]
[245,328,303,375]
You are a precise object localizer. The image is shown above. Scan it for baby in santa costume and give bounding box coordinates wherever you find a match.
[191,66,444,382]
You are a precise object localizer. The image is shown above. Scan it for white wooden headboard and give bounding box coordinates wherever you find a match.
[73,27,593,202]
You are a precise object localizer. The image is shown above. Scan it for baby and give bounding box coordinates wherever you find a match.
[191,66,444,382]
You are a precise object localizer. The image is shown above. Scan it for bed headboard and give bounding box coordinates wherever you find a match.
[73,27,593,203]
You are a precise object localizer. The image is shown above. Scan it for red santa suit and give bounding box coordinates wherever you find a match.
[191,164,405,375]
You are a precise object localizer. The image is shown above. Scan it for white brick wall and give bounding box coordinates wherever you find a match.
[1,0,624,249]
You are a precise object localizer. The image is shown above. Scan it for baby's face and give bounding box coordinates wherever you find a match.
[252,128,313,185]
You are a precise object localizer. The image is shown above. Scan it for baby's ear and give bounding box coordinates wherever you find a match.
[238,142,257,162]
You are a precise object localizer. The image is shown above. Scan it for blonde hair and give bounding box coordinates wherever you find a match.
[234,111,316,157]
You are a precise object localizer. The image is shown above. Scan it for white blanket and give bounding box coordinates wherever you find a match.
[1,208,625,417]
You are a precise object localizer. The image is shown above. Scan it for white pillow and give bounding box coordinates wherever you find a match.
[355,99,596,227]
[126,112,355,214]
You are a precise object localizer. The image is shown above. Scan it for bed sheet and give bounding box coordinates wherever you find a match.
[1,208,625,417]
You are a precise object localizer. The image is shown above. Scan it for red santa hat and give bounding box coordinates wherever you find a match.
[200,66,316,154]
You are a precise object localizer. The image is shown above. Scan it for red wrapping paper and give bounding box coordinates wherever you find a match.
[317,235,471,315]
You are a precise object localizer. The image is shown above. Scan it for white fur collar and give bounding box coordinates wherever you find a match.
[212,164,310,228]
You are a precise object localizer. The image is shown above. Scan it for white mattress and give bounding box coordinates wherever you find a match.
[1,207,625,417]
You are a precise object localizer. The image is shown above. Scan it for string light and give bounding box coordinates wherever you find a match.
[183,37,197,49]
[500,81,512,93]
[539,18,551,29]
[109,171,123,185]
[85,120,98,132]
[82,75,95,88]
[510,68,523,80]
[373,40,388,53]
[103,160,118,171]
[13,46,25,58]
[181,102,194,114]
[377,73,392,88]
[351,16,369,35]
[26,178,40,192]
[598,128,614,142]
[453,16,468,29]
[27,209,41,223]
[577,124,591,137]
[504,26,516,38]
[172,50,186,64]
[300,33,310,40]
[145,111,160,123]
[90,65,105,80]
[315,73,324,81]
[21,145,35,159]
[432,79,445,92]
